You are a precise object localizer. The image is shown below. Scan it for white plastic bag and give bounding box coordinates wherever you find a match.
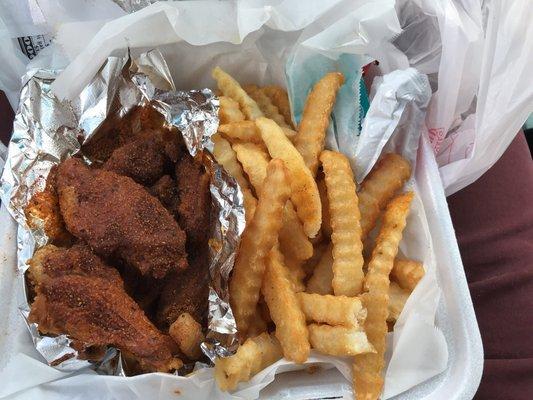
[391,0,533,195]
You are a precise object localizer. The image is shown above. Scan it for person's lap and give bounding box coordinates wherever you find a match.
[447,132,533,399]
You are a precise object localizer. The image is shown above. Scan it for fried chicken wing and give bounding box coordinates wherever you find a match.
[28,245,182,372]
[174,155,212,247]
[103,129,181,185]
[56,158,188,279]
[25,167,73,246]
[149,155,211,249]
[156,250,210,329]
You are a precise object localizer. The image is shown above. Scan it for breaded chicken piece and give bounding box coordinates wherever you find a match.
[156,250,209,329]
[103,129,181,185]
[25,167,73,246]
[174,155,212,247]
[28,245,182,372]
[56,158,188,279]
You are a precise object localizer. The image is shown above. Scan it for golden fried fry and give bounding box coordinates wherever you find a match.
[257,117,321,238]
[353,192,414,400]
[215,333,283,391]
[308,324,374,356]
[294,72,344,176]
[317,178,332,237]
[212,134,257,222]
[320,150,364,296]
[219,121,295,144]
[302,241,328,275]
[359,154,411,239]
[306,244,333,295]
[262,85,293,128]
[298,293,366,327]
[387,282,410,323]
[219,96,245,124]
[262,247,310,363]
[244,85,290,128]
[212,67,263,120]
[283,253,307,293]
[233,141,313,261]
[232,142,270,191]
[229,160,291,337]
[391,259,425,291]
[169,313,205,360]
[218,121,262,143]
[279,203,313,261]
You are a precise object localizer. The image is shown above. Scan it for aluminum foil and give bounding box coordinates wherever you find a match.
[0,49,244,374]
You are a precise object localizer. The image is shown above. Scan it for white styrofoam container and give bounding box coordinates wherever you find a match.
[0,134,483,399]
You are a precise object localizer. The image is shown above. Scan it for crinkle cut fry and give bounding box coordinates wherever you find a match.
[229,159,290,337]
[218,96,245,123]
[262,246,310,363]
[257,117,322,238]
[215,332,282,391]
[233,140,312,261]
[244,85,290,128]
[391,259,425,291]
[212,134,257,222]
[359,153,411,239]
[306,243,334,295]
[262,85,293,128]
[294,72,344,176]
[212,67,263,120]
[320,150,364,296]
[353,192,413,400]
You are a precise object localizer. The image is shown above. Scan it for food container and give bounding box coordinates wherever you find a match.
[0,1,499,398]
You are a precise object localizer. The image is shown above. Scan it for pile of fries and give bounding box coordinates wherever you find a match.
[211,67,425,399]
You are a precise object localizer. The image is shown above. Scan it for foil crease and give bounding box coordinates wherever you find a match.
[0,49,244,374]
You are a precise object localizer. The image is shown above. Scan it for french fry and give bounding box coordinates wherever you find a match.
[283,253,307,293]
[391,259,425,291]
[308,324,374,356]
[306,244,333,295]
[298,293,366,327]
[359,154,411,239]
[215,333,283,391]
[262,85,293,128]
[279,203,313,261]
[219,96,245,124]
[232,142,270,191]
[302,241,329,275]
[229,160,291,337]
[218,121,262,143]
[294,72,344,176]
[257,117,322,238]
[320,150,364,296]
[387,282,410,323]
[212,134,257,222]
[169,313,205,360]
[353,192,414,400]
[233,141,313,261]
[213,67,263,120]
[317,178,332,237]
[262,247,310,363]
[244,85,290,128]
[219,120,297,144]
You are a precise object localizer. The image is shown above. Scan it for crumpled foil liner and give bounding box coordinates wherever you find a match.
[0,49,244,374]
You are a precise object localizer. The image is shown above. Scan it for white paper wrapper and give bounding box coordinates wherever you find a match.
[0,1,449,399]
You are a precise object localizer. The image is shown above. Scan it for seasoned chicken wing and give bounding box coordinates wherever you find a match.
[28,245,182,372]
[103,129,182,185]
[56,158,188,279]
